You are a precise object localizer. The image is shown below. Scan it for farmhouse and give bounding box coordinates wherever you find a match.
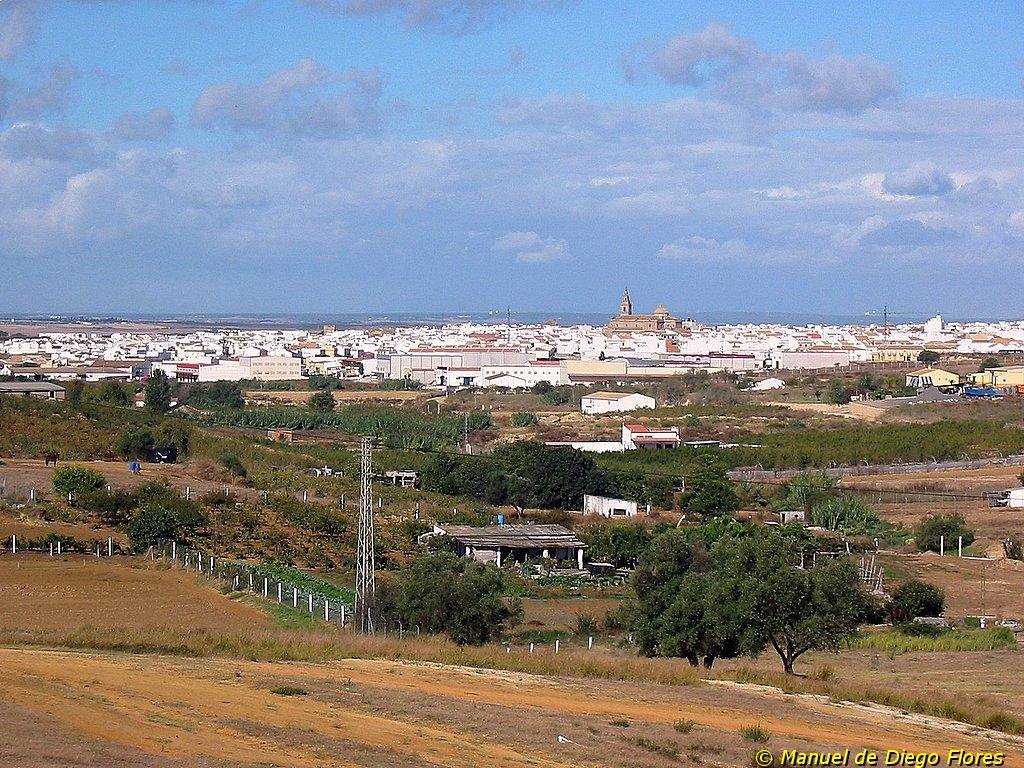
[621,423,680,450]
[424,523,586,568]
[580,391,655,415]
[0,381,66,400]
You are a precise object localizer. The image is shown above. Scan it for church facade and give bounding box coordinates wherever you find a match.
[606,290,686,333]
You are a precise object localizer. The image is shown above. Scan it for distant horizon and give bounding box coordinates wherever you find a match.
[4,308,1023,331]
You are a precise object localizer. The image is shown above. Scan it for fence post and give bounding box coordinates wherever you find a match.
[940,535,945,556]
[308,594,313,613]
[340,603,346,626]
[303,490,308,502]
[185,486,190,501]
[293,587,298,607]
[263,577,268,598]
[958,536,963,557]
[56,540,62,555]
[96,543,100,558]
[529,642,534,654]
[324,601,329,622]
[277,582,282,603]
[29,489,36,502]
[248,572,253,591]
[588,636,593,650]
[49,542,53,557]
[108,537,113,557]
[555,640,560,654]
[10,535,14,554]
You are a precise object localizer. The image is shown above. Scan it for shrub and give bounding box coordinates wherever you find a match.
[890,579,945,622]
[572,613,598,637]
[674,719,695,733]
[126,505,178,552]
[739,725,770,743]
[626,736,679,758]
[52,465,106,498]
[914,513,975,553]
[510,412,538,427]
[308,390,336,412]
[76,488,138,525]
[270,685,307,696]
[609,718,630,727]
[219,453,248,478]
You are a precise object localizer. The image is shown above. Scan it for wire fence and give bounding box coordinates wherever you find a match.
[730,453,1024,482]
[0,532,123,557]
[152,539,354,629]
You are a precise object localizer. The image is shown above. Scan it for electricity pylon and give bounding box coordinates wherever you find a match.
[355,436,376,634]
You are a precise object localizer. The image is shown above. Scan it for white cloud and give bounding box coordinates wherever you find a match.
[659,235,748,260]
[623,22,898,114]
[192,59,383,136]
[492,230,567,262]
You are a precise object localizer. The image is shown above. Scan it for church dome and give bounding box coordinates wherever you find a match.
[653,304,669,315]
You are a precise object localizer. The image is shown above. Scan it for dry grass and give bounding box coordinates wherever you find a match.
[3,621,1022,738]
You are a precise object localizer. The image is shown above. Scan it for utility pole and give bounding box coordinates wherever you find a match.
[355,436,376,634]
[507,306,512,346]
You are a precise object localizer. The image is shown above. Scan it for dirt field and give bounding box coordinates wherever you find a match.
[0,555,270,632]
[0,647,1021,768]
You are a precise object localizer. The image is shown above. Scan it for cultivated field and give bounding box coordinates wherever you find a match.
[0,555,270,632]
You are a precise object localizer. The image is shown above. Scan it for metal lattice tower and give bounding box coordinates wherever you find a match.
[355,436,376,634]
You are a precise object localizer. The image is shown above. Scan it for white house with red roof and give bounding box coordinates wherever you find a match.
[621,423,680,450]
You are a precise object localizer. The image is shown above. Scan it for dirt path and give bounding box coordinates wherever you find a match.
[0,648,1019,768]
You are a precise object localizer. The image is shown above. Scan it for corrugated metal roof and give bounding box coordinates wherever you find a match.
[437,524,586,549]
[0,382,66,392]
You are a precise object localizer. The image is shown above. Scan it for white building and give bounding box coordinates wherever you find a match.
[621,423,680,450]
[580,391,656,415]
[197,355,302,382]
[583,494,638,518]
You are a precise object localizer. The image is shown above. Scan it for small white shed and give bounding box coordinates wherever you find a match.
[583,494,638,518]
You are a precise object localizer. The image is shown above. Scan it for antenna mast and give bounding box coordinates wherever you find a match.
[355,436,376,634]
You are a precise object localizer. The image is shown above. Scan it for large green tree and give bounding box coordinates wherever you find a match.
[633,527,870,674]
[144,370,173,413]
[395,551,522,645]
[680,455,739,517]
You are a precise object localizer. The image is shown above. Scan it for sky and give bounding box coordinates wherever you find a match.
[0,0,1022,317]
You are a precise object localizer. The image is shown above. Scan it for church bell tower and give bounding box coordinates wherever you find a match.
[620,289,632,316]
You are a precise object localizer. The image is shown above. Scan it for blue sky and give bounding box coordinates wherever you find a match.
[1,0,1022,316]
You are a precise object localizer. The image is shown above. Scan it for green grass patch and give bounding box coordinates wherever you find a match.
[238,595,321,630]
[848,627,1017,652]
[270,685,307,696]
